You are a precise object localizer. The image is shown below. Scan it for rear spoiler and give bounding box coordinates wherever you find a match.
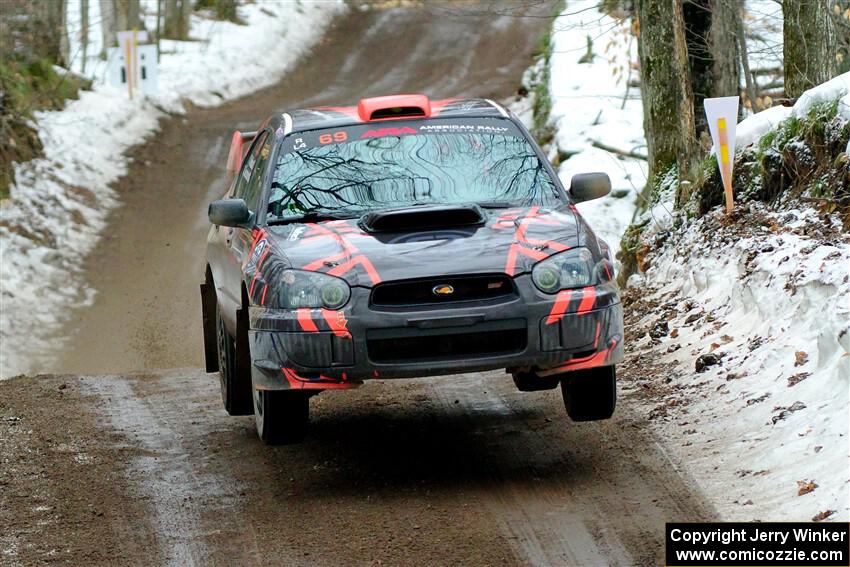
[226,130,258,175]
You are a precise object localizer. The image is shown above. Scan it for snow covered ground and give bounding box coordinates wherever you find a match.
[0,1,345,378]
[619,77,849,521]
[540,0,847,522]
[626,203,849,522]
[546,0,646,262]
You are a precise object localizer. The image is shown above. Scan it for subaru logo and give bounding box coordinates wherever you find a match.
[432,284,454,296]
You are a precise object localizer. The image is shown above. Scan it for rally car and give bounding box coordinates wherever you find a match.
[201,94,624,444]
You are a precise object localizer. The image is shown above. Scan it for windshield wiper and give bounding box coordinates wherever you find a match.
[476,200,519,209]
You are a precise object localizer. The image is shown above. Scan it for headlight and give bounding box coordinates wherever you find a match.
[278,269,351,309]
[532,247,596,293]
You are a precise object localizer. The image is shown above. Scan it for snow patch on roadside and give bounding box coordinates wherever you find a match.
[0,1,345,378]
[547,1,646,262]
[627,206,849,521]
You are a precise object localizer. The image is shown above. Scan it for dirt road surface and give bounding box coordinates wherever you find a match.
[2,4,715,566]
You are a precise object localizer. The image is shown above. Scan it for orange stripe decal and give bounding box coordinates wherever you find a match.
[546,290,573,325]
[321,309,351,338]
[296,309,319,332]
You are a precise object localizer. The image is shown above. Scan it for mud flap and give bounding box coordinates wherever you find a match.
[200,282,219,372]
[231,305,255,415]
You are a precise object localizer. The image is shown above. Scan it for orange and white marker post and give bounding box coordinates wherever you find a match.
[116,29,147,100]
[704,96,740,214]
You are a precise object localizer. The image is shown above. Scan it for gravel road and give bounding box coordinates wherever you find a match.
[1,4,715,565]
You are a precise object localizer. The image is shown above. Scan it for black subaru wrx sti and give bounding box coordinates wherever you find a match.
[201,94,624,444]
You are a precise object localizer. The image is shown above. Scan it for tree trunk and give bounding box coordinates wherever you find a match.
[80,0,89,73]
[99,0,116,57]
[671,0,697,187]
[213,0,238,22]
[708,0,740,101]
[736,6,758,111]
[41,0,68,66]
[163,0,191,39]
[636,0,698,187]
[59,0,70,67]
[178,0,192,39]
[682,0,740,138]
[783,0,838,98]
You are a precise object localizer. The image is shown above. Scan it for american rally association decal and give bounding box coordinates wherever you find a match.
[418,124,509,134]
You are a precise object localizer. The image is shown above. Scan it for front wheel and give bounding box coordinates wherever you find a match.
[252,387,310,445]
[560,365,616,422]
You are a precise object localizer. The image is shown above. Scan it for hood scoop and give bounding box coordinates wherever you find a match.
[358,204,486,233]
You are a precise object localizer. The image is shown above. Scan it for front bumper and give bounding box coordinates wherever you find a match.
[248,274,624,390]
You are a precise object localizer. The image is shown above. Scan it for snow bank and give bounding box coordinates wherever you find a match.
[0,1,345,378]
[546,0,646,262]
[629,206,849,521]
[735,105,793,149]
[737,72,850,149]
[626,75,849,521]
[792,72,850,120]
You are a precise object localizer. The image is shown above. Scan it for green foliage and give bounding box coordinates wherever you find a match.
[616,101,850,283]
[194,0,242,24]
[688,100,849,222]
[616,218,650,287]
[0,57,90,199]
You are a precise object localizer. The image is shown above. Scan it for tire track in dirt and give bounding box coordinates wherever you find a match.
[428,371,715,566]
[4,3,719,565]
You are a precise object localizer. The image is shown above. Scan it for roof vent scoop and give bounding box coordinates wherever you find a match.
[357,94,431,121]
[359,204,486,233]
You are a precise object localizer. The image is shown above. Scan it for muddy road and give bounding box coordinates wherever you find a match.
[2,4,715,566]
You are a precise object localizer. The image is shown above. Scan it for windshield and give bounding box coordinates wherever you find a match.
[268,118,561,221]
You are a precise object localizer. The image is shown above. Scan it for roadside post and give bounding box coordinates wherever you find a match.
[704,96,739,214]
[107,30,158,99]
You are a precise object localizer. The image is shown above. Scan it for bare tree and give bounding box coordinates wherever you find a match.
[113,0,143,33]
[80,0,89,73]
[163,0,192,39]
[99,0,143,57]
[99,0,116,57]
[783,0,839,98]
[0,0,69,64]
[683,0,741,135]
[636,0,698,189]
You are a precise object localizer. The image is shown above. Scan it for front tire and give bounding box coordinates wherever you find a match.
[560,365,617,421]
[215,303,253,416]
[252,388,310,445]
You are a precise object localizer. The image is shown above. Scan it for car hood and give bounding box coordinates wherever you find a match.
[265,206,581,287]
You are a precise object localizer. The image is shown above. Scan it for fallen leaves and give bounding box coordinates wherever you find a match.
[794,351,809,366]
[797,480,818,496]
[771,401,807,424]
[812,510,835,522]
[746,393,770,406]
[787,372,811,387]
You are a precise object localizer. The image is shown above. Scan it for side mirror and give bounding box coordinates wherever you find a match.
[208,199,251,227]
[569,172,611,203]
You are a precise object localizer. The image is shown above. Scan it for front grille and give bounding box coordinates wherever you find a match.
[367,325,527,363]
[370,274,516,308]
